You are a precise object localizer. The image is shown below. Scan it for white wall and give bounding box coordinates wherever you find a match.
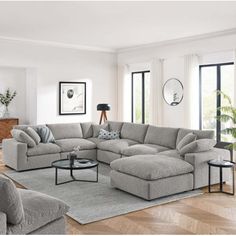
[118,33,236,128]
[0,67,27,124]
[0,39,117,124]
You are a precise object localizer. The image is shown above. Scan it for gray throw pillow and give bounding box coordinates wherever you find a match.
[27,127,41,144]
[11,129,36,148]
[0,175,24,225]
[92,124,108,137]
[98,129,120,140]
[37,126,55,143]
[177,133,197,152]
[179,139,216,156]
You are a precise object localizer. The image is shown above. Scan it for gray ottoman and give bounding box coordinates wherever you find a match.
[110,154,194,200]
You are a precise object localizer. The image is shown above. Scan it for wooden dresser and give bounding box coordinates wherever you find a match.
[0,118,19,143]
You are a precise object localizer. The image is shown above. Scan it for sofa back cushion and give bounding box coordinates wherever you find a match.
[0,175,24,225]
[80,122,94,138]
[106,121,124,132]
[47,123,83,140]
[144,126,179,149]
[176,128,214,146]
[121,122,148,143]
[11,129,36,148]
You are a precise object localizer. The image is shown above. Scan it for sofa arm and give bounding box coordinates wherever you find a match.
[184,148,231,188]
[0,211,7,235]
[2,138,28,171]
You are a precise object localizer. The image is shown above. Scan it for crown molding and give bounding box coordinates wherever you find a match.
[117,28,236,53]
[0,35,116,53]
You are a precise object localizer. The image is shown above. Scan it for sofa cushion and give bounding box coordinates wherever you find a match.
[121,122,148,143]
[97,139,137,154]
[92,124,108,137]
[11,129,36,148]
[26,127,41,144]
[122,144,168,156]
[176,128,214,146]
[7,189,69,235]
[122,144,157,156]
[144,126,179,149]
[176,133,197,151]
[37,126,55,143]
[179,139,216,156]
[159,149,182,159]
[110,155,194,180]
[47,123,83,139]
[0,175,24,225]
[27,143,61,156]
[80,122,94,138]
[98,129,120,140]
[55,138,96,152]
[87,137,107,145]
[107,121,124,132]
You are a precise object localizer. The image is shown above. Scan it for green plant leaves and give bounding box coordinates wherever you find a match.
[0,89,17,107]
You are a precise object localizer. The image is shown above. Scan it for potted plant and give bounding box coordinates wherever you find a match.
[0,89,17,118]
[216,90,236,154]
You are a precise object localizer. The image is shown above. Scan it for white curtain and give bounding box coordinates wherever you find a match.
[149,58,164,126]
[234,50,236,107]
[117,64,130,121]
[184,54,200,129]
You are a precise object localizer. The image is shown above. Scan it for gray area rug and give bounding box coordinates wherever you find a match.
[5,164,202,224]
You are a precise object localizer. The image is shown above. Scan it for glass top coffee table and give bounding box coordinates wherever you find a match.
[52,158,99,185]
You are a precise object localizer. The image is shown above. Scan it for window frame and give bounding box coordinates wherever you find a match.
[131,70,150,124]
[199,62,234,142]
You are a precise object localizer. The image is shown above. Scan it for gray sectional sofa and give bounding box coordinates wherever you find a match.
[2,121,231,200]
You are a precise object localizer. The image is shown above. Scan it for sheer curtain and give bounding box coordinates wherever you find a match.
[234,50,236,107]
[184,54,200,129]
[117,64,131,121]
[149,58,164,126]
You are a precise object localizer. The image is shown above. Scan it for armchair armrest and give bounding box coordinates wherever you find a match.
[0,211,7,235]
[184,148,231,188]
[2,138,28,171]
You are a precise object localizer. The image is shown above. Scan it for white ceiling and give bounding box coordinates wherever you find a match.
[0,1,236,52]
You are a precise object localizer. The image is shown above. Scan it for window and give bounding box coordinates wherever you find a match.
[199,62,234,142]
[131,71,150,124]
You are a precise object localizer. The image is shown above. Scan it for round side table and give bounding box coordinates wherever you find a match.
[208,159,235,195]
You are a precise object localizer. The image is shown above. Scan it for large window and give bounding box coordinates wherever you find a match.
[131,71,150,124]
[199,62,234,142]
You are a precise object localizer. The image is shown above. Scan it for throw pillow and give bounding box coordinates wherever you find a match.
[92,124,108,137]
[27,127,41,144]
[11,129,36,148]
[98,129,120,140]
[37,126,55,143]
[179,139,216,156]
[177,133,197,152]
[0,174,24,225]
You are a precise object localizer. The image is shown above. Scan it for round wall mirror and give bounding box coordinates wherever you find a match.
[162,78,184,106]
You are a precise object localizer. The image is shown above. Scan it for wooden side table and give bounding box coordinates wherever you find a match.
[0,118,19,142]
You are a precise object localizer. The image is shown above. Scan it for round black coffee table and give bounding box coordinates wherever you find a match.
[208,159,235,195]
[52,158,99,185]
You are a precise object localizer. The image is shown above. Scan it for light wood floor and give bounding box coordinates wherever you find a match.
[1,150,236,234]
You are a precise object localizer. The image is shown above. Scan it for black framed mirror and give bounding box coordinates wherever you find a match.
[162,78,184,106]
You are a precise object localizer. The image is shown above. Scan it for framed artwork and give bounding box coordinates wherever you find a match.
[59,82,86,115]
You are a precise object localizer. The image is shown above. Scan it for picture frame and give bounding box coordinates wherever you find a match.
[59,82,86,115]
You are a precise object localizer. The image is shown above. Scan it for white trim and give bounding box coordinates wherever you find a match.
[118,28,236,53]
[0,35,116,53]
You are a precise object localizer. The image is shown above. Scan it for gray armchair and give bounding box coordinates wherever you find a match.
[0,174,69,235]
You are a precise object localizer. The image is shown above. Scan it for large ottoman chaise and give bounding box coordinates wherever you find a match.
[110,154,194,200]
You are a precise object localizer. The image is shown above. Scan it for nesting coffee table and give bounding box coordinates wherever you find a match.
[52,158,99,185]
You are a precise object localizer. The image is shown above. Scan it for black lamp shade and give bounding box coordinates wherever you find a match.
[97,104,111,111]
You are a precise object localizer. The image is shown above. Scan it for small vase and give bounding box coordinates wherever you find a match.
[3,106,10,118]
